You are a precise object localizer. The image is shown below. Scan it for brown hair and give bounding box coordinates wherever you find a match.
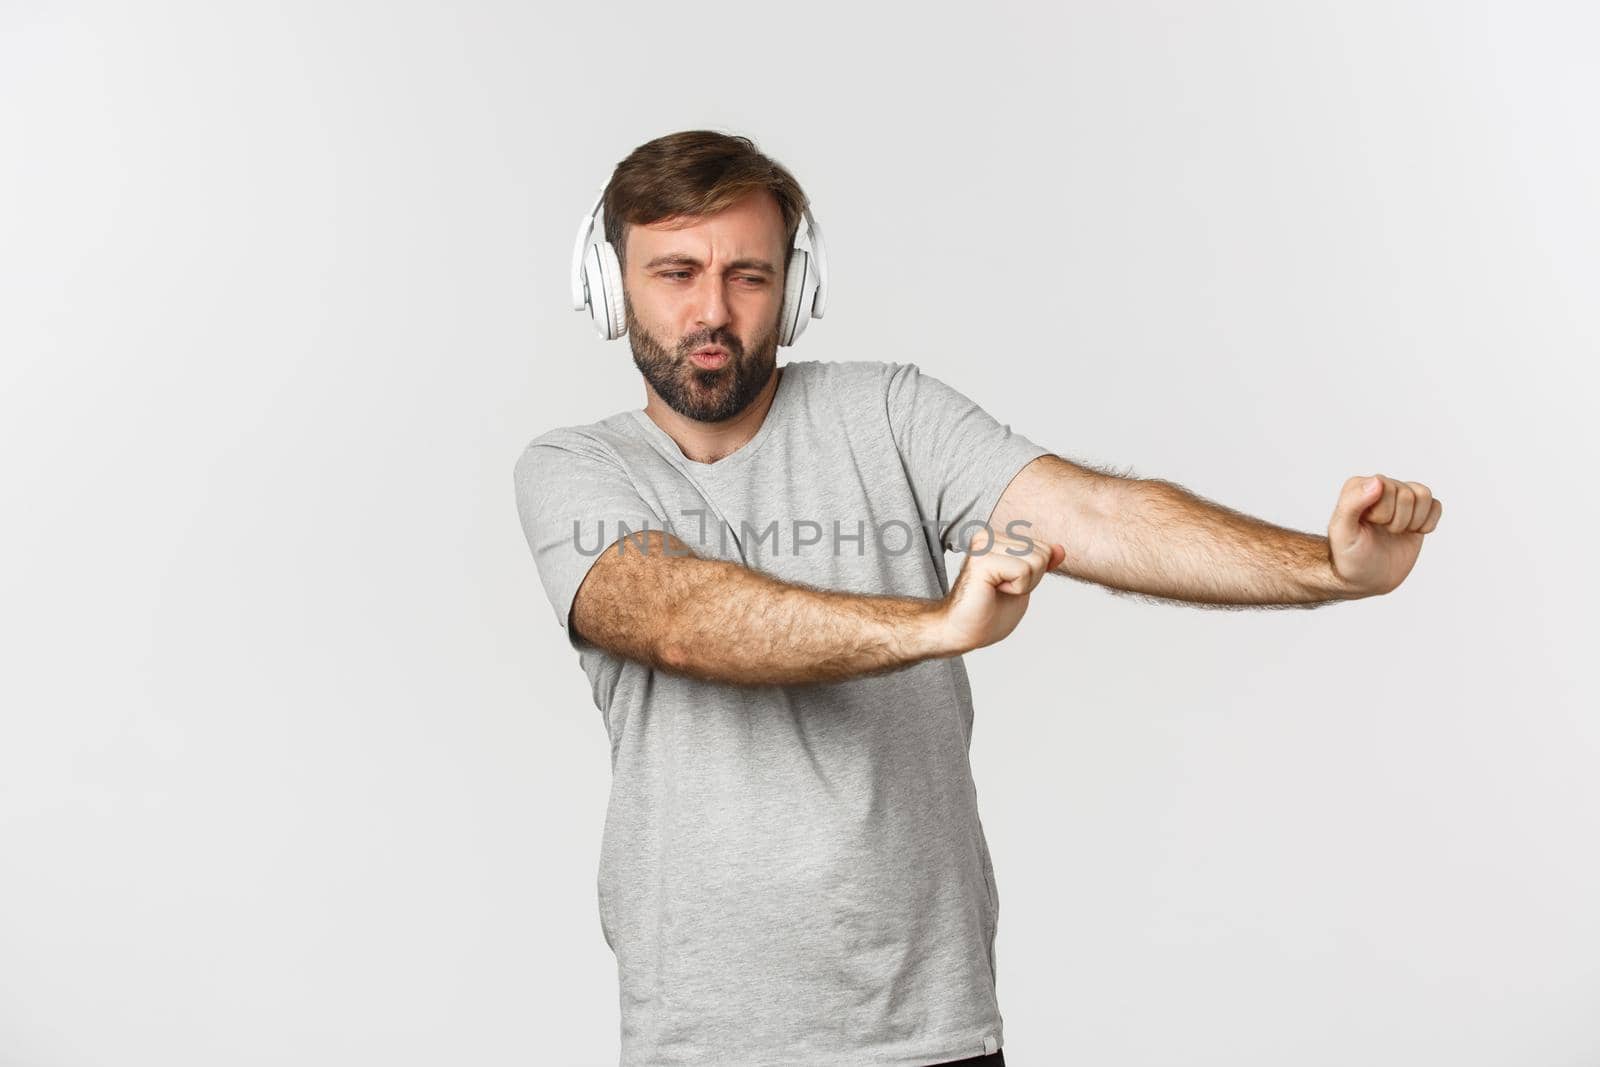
[601,130,809,273]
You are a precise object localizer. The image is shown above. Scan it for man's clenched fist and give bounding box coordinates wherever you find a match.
[936,527,1065,654]
[1328,474,1443,597]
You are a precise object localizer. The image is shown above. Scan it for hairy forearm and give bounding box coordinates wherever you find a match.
[572,530,951,685]
[1077,477,1359,608]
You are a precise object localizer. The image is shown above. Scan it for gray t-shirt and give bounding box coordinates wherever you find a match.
[513,359,1050,1066]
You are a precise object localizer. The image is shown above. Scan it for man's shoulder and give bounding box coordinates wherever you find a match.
[788,357,911,381]
[786,358,920,399]
[513,411,637,480]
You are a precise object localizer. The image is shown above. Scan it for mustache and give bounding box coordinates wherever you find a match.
[678,334,743,358]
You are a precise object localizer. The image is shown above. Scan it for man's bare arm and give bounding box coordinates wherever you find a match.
[570,528,1061,685]
[990,455,1441,608]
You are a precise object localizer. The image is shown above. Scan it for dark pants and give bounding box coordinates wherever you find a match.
[925,1051,1005,1066]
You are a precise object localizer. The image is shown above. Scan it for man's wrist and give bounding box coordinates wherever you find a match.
[897,598,961,662]
[1302,537,1368,602]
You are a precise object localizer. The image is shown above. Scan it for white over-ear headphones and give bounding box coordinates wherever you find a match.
[570,184,829,345]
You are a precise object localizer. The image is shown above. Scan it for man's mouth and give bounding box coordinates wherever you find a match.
[689,346,730,369]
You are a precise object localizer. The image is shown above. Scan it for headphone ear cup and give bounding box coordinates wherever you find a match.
[582,241,627,339]
[779,247,812,346]
[595,241,627,340]
[581,244,612,339]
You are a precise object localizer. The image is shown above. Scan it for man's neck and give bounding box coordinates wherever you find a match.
[640,365,784,465]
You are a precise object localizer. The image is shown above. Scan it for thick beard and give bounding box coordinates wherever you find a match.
[625,298,779,423]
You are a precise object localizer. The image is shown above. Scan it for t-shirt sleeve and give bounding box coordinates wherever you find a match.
[883,361,1052,551]
[513,431,661,649]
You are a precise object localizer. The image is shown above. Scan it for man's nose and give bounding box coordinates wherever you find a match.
[690,274,731,332]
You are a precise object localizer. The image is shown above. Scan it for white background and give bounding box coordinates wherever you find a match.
[2,2,1596,1065]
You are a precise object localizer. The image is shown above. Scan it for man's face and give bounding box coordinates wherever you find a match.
[622,190,787,423]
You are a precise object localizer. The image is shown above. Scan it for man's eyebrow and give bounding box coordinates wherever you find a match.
[643,253,778,275]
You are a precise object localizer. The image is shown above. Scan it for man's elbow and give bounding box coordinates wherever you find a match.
[652,628,693,675]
